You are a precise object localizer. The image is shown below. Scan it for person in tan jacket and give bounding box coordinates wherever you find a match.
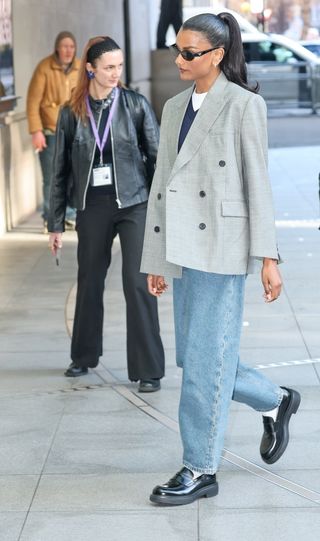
[27,31,80,231]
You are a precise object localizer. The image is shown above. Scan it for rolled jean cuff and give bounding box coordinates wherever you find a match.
[183,460,217,476]
[256,387,284,412]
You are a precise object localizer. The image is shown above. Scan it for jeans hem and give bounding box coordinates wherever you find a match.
[255,388,284,412]
[183,460,217,476]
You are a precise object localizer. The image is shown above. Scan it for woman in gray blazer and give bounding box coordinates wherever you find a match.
[141,13,301,505]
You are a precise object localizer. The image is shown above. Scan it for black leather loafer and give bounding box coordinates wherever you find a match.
[138,379,161,393]
[260,386,301,464]
[150,467,218,506]
[64,363,88,377]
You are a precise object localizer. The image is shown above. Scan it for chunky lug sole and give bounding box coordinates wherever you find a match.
[150,482,219,506]
[263,389,301,465]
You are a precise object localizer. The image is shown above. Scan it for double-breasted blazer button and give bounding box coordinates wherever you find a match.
[199,223,206,230]
[157,193,162,200]
[199,190,206,197]
[219,160,226,167]
[154,226,160,232]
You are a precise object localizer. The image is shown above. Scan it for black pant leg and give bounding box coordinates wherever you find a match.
[156,0,172,48]
[172,0,183,35]
[116,202,165,381]
[71,195,115,367]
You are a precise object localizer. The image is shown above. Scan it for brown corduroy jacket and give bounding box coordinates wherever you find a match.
[26,54,80,133]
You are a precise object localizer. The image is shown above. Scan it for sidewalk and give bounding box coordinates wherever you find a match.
[0,146,319,541]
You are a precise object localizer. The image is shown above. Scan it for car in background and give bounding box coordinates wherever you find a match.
[242,32,320,111]
[300,40,320,57]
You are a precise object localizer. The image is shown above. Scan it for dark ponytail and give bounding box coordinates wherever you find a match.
[182,12,258,93]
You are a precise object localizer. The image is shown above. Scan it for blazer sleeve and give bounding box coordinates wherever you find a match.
[240,93,279,261]
[140,101,182,279]
[47,106,73,233]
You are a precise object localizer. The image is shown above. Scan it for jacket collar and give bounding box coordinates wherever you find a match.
[87,87,122,115]
[168,71,230,180]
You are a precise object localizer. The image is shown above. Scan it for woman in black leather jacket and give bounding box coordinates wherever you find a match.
[48,36,165,391]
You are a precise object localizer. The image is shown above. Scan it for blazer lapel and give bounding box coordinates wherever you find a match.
[168,72,230,181]
[166,86,193,167]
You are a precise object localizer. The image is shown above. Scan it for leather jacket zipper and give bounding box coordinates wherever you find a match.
[82,107,102,210]
[110,123,121,208]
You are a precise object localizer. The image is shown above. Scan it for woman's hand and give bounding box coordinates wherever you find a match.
[147,274,168,297]
[261,258,282,303]
[49,232,63,256]
[32,130,47,152]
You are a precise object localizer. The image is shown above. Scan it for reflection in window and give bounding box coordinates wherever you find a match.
[243,40,300,64]
[0,0,14,96]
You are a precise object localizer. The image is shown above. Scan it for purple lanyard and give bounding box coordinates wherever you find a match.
[85,87,119,164]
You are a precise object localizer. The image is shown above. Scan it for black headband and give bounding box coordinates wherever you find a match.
[87,39,120,64]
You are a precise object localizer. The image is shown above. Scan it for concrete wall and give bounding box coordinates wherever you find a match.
[0,0,128,234]
[151,50,191,121]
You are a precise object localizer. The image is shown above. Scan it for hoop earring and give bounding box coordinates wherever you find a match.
[87,71,95,80]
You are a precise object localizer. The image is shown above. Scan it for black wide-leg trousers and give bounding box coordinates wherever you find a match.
[71,194,165,381]
[156,0,183,48]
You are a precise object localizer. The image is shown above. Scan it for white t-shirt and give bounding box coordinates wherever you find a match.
[192,90,208,111]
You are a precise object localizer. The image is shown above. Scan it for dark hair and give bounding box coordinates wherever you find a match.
[182,12,258,93]
[69,36,123,119]
[87,37,121,65]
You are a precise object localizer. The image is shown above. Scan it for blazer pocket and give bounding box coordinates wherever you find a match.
[221,200,249,218]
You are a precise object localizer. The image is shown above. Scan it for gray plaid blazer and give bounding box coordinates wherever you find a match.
[141,72,279,279]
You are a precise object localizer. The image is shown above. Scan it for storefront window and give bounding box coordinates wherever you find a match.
[0,0,14,98]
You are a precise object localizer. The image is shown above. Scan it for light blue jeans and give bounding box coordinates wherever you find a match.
[173,268,283,474]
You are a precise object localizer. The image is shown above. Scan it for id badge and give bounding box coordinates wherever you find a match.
[92,164,113,186]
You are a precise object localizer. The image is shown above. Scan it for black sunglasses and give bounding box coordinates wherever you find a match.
[170,43,222,62]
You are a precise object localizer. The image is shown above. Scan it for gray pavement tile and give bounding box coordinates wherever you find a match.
[103,367,136,382]
[240,332,306,349]
[138,388,180,420]
[0,352,68,369]
[295,315,320,347]
[283,279,320,303]
[0,476,38,511]
[0,414,61,474]
[254,364,320,386]
[0,513,25,541]
[62,388,133,414]
[20,510,198,541]
[199,508,320,541]
[276,468,320,497]
[44,429,182,475]
[0,368,72,394]
[0,394,66,417]
[291,385,320,409]
[240,315,303,341]
[280,259,320,280]
[54,406,169,436]
[0,362,103,396]
[200,470,318,509]
[0,333,70,352]
[31,473,197,512]
[283,300,320,317]
[0,308,67,333]
[239,346,309,365]
[308,346,320,359]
